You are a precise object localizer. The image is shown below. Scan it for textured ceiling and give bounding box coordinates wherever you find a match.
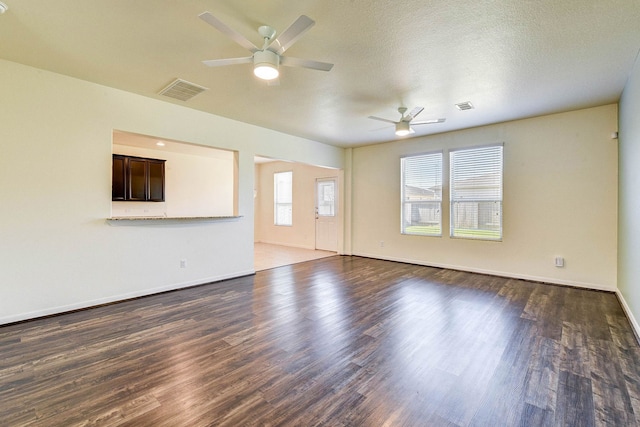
[1,0,639,147]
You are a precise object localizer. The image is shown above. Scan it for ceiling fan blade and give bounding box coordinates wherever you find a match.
[268,15,315,55]
[280,56,333,71]
[368,116,398,124]
[404,106,424,122]
[202,57,253,67]
[199,12,259,53]
[412,118,446,125]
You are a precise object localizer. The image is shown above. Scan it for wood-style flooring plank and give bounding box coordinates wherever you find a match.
[0,256,639,426]
[555,370,596,427]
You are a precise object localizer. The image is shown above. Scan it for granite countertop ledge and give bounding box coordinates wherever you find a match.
[107,215,242,221]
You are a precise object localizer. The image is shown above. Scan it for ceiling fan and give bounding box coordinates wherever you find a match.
[368,107,445,136]
[199,12,334,84]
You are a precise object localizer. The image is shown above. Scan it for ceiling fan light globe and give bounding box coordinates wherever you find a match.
[395,121,414,136]
[254,64,279,80]
[253,50,280,80]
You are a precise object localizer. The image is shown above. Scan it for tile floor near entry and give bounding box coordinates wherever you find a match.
[254,242,336,271]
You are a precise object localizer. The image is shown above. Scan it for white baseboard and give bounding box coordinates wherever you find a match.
[0,269,255,326]
[616,290,640,344]
[352,251,616,292]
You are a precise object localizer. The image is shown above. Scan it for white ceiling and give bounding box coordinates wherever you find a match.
[1,0,639,148]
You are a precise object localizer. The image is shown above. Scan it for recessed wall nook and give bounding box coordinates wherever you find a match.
[110,130,241,222]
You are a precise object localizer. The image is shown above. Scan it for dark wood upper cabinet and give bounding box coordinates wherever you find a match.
[112,155,165,202]
[148,160,165,202]
[112,155,127,201]
[128,158,148,201]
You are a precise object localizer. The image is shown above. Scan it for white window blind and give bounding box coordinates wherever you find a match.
[450,144,503,240]
[274,171,292,226]
[401,151,443,236]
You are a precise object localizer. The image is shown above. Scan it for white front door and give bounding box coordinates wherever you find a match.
[315,178,338,252]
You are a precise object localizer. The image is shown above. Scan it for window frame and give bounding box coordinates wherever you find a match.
[400,150,444,237]
[274,170,293,226]
[316,178,337,218]
[449,143,504,241]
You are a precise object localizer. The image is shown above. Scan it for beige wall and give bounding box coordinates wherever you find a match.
[618,51,640,334]
[255,161,339,249]
[0,59,343,325]
[0,56,626,325]
[351,104,618,290]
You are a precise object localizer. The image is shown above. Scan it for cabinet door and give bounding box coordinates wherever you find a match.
[112,155,127,201]
[128,158,148,201]
[148,160,165,202]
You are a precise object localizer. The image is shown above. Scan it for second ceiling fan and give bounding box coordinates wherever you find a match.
[369,107,445,136]
[199,12,334,84]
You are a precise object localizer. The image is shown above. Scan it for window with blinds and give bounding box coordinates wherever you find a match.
[401,151,443,236]
[450,144,503,240]
[274,171,293,226]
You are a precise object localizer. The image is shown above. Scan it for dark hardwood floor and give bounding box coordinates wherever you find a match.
[1,256,639,426]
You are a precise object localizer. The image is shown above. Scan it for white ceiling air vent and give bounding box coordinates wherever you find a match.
[455,101,474,111]
[159,79,208,101]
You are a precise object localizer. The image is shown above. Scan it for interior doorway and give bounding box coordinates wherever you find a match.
[254,157,341,271]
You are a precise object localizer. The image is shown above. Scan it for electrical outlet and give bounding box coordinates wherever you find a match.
[380,241,385,248]
[180,259,187,268]
[555,257,564,268]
